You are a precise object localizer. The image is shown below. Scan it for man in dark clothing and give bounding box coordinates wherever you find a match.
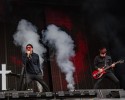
[93,47,119,89]
[22,44,50,92]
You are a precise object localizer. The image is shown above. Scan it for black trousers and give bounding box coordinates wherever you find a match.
[24,74,50,92]
[94,72,120,89]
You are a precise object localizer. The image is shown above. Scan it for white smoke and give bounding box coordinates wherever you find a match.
[13,19,46,92]
[42,24,75,91]
[13,19,46,66]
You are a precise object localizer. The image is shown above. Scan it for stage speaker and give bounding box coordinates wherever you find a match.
[98,89,121,98]
[56,90,97,99]
[119,89,125,98]
[40,92,55,99]
[79,90,97,98]
[0,90,54,99]
[0,92,5,99]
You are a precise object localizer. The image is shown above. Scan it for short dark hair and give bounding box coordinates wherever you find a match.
[26,44,33,48]
[99,47,107,53]
[99,47,106,51]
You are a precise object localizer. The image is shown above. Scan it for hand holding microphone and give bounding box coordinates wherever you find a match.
[26,50,31,58]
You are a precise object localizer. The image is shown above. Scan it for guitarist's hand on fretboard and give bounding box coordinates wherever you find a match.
[111,63,115,68]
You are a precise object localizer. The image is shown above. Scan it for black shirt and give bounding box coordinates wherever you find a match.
[22,53,42,74]
[94,55,112,70]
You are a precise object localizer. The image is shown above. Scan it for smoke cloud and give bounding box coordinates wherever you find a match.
[42,24,75,91]
[13,19,46,66]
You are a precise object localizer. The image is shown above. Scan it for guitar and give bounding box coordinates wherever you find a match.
[92,60,124,79]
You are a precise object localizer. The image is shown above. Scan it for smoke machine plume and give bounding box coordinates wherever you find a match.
[13,19,46,66]
[42,24,75,91]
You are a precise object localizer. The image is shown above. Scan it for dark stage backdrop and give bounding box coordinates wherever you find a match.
[0,1,121,91]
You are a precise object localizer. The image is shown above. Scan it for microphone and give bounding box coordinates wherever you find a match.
[27,54,32,59]
[27,53,30,57]
[26,51,31,58]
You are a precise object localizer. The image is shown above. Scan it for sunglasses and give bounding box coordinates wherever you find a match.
[26,46,32,50]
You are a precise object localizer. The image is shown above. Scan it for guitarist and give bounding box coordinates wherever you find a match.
[93,47,119,89]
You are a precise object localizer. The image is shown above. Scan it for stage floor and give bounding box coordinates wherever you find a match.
[0,89,125,99]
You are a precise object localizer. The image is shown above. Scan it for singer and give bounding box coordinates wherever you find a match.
[22,44,50,92]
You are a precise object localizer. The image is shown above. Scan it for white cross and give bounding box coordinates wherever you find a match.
[0,64,11,90]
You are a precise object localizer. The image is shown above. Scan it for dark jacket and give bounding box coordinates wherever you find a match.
[22,52,42,74]
[94,55,112,71]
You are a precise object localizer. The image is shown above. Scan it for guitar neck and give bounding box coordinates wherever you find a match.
[104,65,111,70]
[104,62,119,70]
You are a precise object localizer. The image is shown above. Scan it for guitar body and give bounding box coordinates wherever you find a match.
[92,59,124,79]
[92,68,106,79]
